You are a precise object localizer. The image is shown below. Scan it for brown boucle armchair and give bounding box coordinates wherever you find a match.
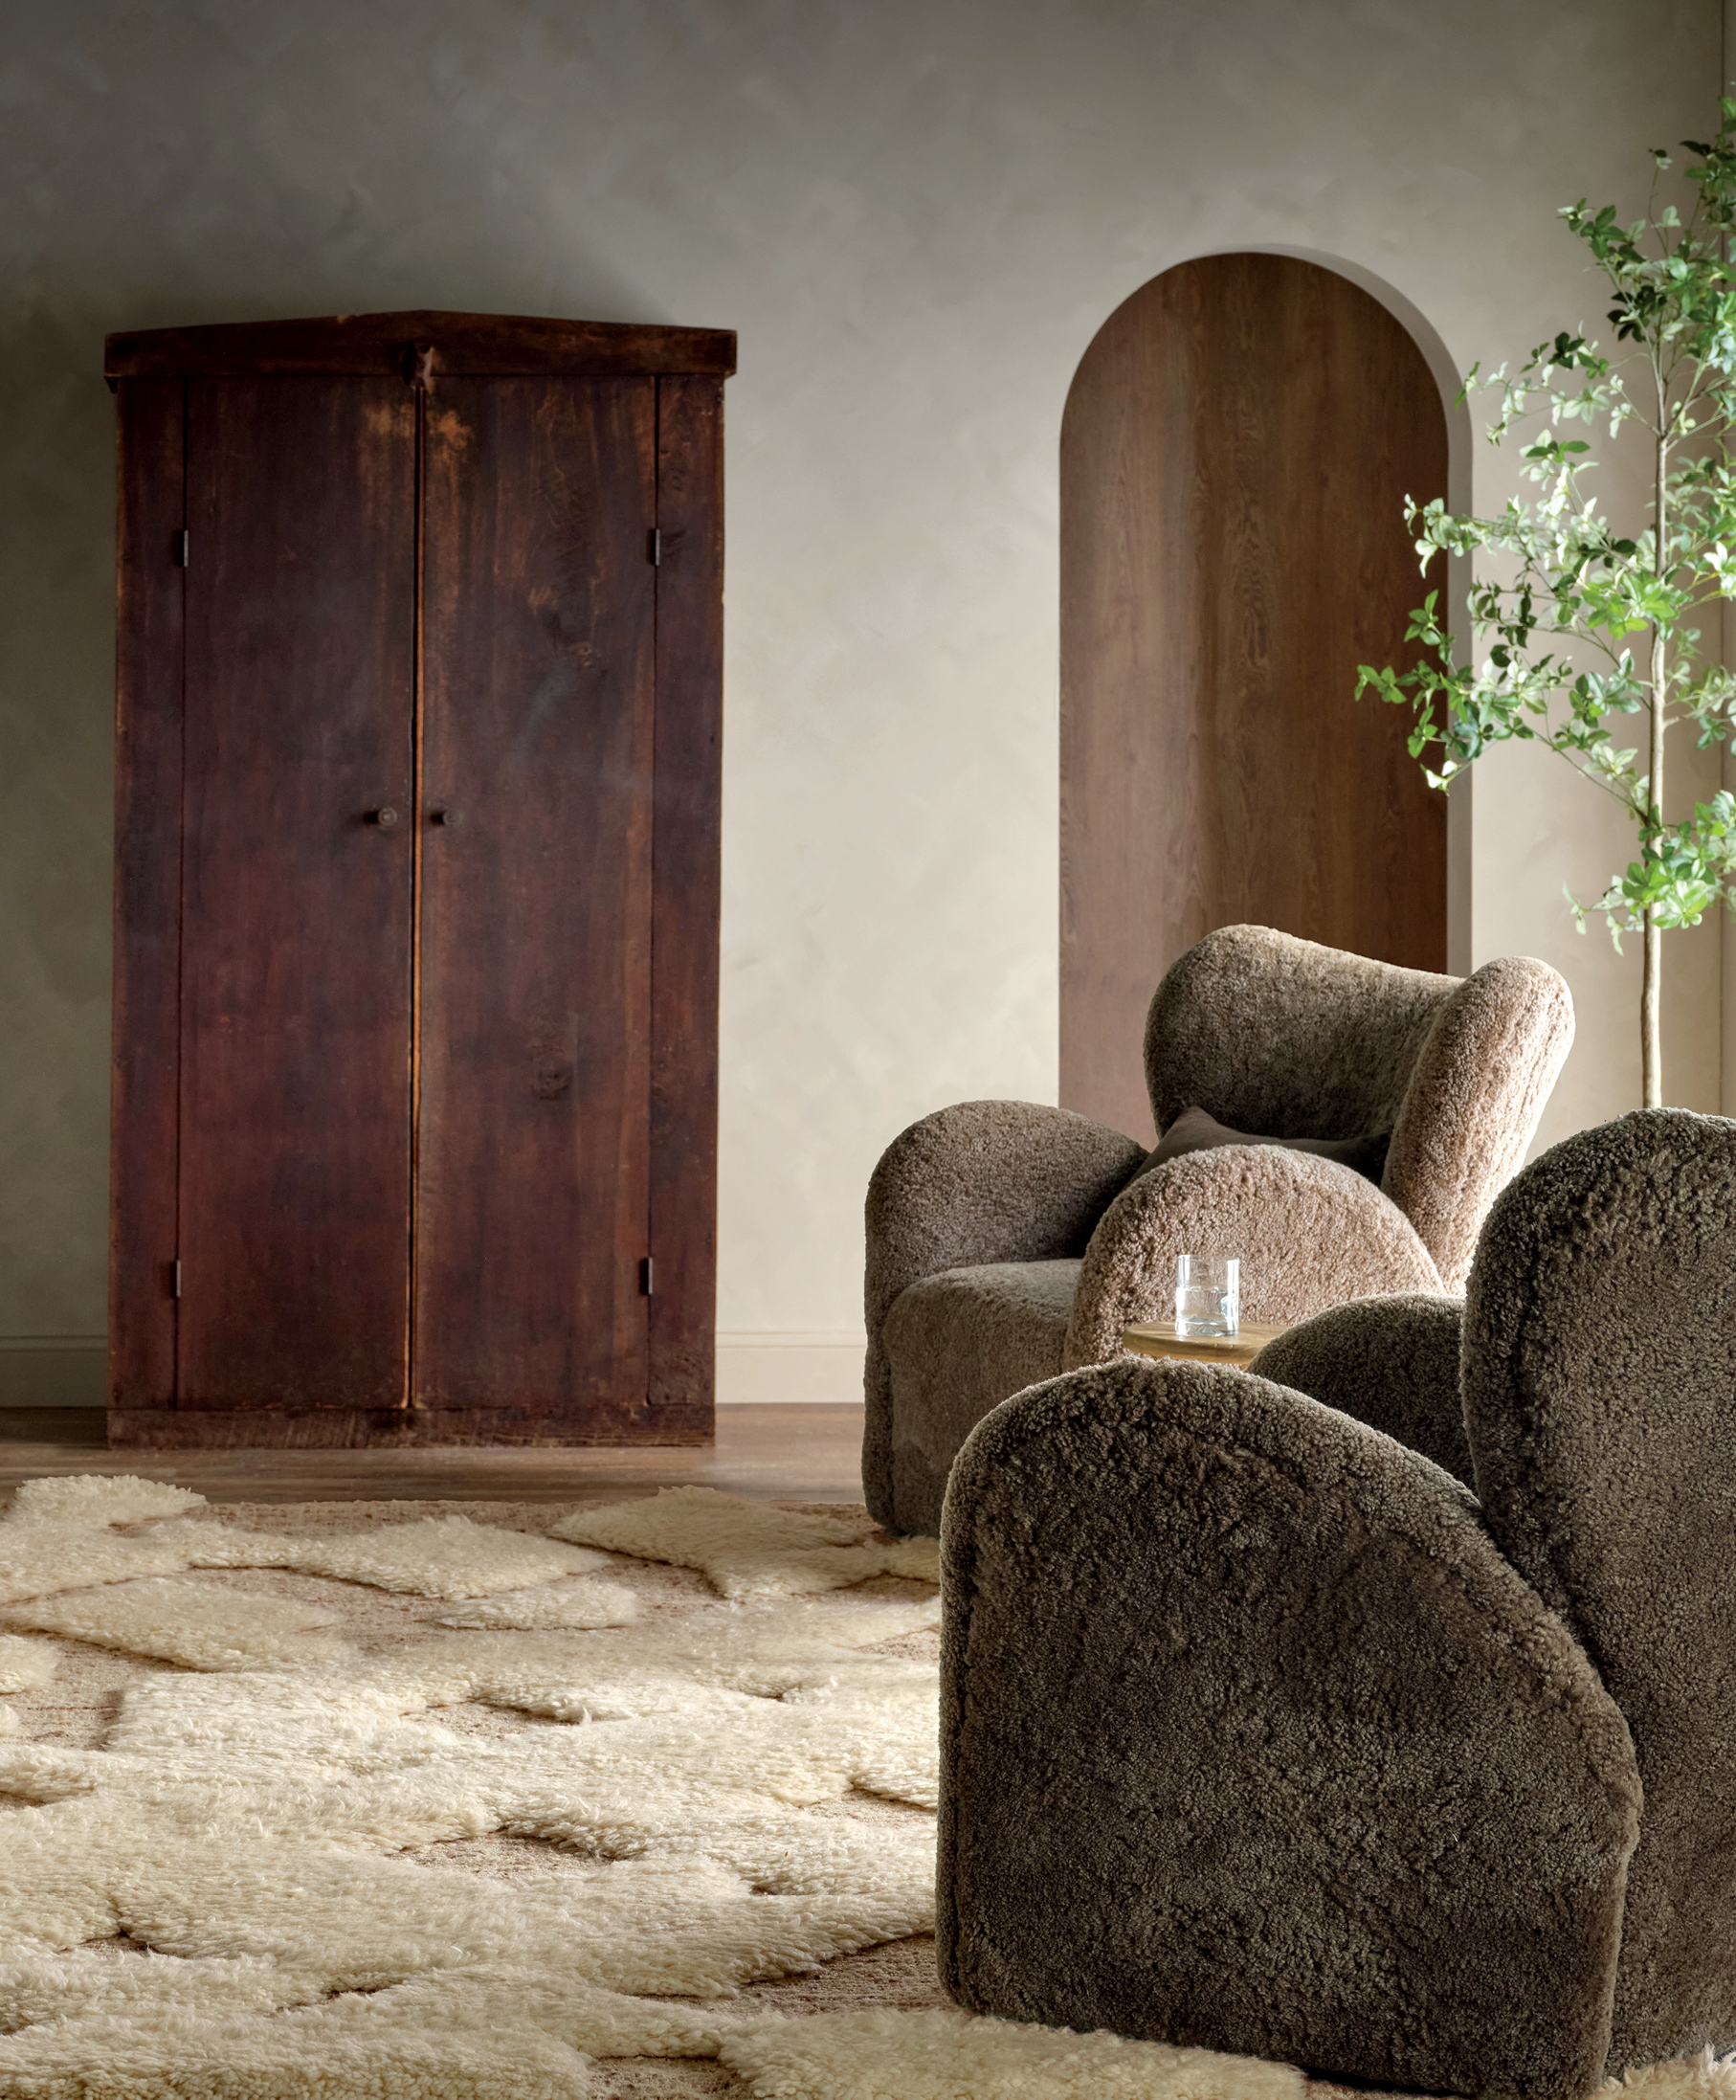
[938,1109,1736,2100]
[865,924,1573,1535]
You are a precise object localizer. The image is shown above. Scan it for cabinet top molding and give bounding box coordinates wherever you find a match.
[104,310,738,382]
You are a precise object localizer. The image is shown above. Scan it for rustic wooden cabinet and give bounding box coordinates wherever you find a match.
[105,311,733,1448]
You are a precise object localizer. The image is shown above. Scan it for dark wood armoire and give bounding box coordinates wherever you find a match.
[105,311,733,1449]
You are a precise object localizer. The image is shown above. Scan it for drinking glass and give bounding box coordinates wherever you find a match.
[1175,1255,1240,1339]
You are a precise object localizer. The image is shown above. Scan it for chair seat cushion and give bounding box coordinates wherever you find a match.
[882,1259,1079,1535]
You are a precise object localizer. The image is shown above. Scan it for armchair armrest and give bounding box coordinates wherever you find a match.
[1249,1293,1469,1485]
[940,1355,1640,2099]
[1461,1107,1736,2071]
[864,1102,1145,1528]
[1385,954,1574,1291]
[1063,1145,1443,1370]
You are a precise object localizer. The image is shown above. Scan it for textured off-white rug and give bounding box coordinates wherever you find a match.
[0,1476,1727,2100]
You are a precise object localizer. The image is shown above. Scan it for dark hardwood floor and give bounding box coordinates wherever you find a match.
[0,1404,868,1508]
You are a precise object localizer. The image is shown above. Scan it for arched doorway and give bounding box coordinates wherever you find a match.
[1059,252,1449,1145]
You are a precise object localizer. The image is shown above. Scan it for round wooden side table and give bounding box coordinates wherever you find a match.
[1121,1318,1288,1370]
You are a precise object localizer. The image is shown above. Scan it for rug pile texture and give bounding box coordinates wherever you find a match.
[0,1475,1729,2099]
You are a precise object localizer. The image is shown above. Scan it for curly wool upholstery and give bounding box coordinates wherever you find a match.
[865,927,1572,1534]
[1249,1293,1470,1486]
[1463,1109,1736,2074]
[862,1104,1145,1530]
[1385,954,1575,1291]
[881,1262,1079,1539]
[1063,1148,1442,1370]
[939,1356,1641,2100]
[1145,927,1453,1144]
[1145,927,1573,1291]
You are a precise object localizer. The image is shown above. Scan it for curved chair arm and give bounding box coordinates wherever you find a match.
[1463,1108,1736,2073]
[1385,954,1574,1291]
[863,1102,1145,1528]
[1250,1293,1470,1485]
[940,1356,1640,2100]
[1063,1145,1443,1370]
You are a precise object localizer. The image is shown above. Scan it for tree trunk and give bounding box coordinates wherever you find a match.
[1645,425,1666,1112]
[1642,901,1661,1108]
[1643,636,1663,1109]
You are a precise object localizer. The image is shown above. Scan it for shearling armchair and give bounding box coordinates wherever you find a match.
[864,924,1573,1535]
[938,1109,1736,2100]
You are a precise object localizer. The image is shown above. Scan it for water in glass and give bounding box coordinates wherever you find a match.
[1175,1255,1239,1339]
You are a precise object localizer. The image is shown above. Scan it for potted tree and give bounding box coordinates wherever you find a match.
[1360,104,1736,1107]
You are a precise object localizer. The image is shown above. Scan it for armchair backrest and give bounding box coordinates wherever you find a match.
[1463,1109,1736,2074]
[1144,925,1572,1289]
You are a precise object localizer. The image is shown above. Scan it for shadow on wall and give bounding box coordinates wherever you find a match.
[0,1344,106,1406]
[0,303,121,1344]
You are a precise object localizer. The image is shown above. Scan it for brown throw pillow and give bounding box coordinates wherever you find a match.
[1133,1105,1391,1186]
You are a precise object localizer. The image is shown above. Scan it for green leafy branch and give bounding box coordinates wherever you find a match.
[1355,103,1736,1103]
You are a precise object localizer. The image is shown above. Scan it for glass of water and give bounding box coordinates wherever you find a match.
[1175,1255,1240,1339]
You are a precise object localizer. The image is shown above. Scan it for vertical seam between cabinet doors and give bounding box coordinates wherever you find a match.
[406,381,426,1412]
[172,378,189,1407]
[648,376,662,1412]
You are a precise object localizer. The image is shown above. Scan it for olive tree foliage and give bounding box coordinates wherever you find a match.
[1358,104,1736,1107]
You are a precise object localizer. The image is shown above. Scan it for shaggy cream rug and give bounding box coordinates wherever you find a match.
[553,1486,941,1600]
[0,1476,956,2097]
[0,1476,1726,2100]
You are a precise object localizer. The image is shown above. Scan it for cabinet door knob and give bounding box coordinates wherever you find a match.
[368,806,400,828]
[433,808,463,827]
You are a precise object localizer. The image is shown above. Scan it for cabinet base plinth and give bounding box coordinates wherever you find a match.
[107,1404,713,1450]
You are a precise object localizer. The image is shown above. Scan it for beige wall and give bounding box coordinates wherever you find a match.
[0,0,1720,1402]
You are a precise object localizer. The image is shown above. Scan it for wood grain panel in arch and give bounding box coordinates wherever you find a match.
[1059,253,1448,1146]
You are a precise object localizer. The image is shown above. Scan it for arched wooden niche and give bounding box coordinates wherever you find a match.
[1059,252,1448,1145]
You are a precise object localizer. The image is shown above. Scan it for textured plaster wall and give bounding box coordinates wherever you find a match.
[0,0,1720,1379]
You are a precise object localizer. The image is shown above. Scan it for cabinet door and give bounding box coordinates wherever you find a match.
[176,377,417,1408]
[415,377,657,1425]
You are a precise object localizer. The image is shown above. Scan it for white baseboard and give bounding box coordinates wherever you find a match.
[0,1334,866,1410]
[0,1338,106,1406]
[714,1332,864,1406]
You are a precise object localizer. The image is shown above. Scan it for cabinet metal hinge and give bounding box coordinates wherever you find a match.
[639,1256,655,1297]
[174,530,189,569]
[170,1260,182,1300]
[649,528,661,567]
